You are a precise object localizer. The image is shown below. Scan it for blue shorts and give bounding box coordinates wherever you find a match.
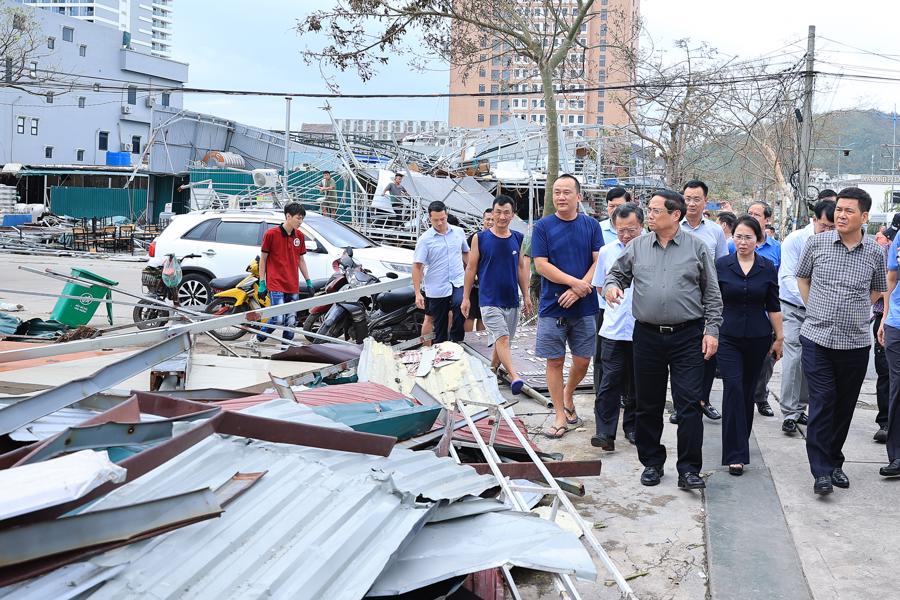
[535,314,597,359]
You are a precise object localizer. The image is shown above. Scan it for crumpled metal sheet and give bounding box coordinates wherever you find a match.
[367,511,598,596]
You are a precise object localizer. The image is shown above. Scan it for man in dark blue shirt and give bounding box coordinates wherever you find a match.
[532,174,603,438]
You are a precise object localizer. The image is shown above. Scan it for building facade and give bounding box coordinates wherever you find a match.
[17,0,173,57]
[0,4,187,167]
[447,0,636,137]
[333,118,449,142]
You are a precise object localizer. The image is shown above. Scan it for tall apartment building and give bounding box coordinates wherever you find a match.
[17,0,173,57]
[0,5,187,166]
[327,119,449,142]
[448,0,636,137]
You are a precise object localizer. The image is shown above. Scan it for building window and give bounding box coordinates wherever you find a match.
[127,86,137,105]
[478,99,485,108]
[478,67,485,78]
[78,96,85,108]
[98,131,109,151]
[596,116,604,125]
[490,99,499,110]
[131,135,141,154]
[478,84,485,93]
[598,101,605,112]
[16,117,25,134]
[161,92,170,107]
[45,92,53,104]
[62,27,74,42]
[30,118,38,135]
[489,114,499,126]
[29,61,37,78]
[577,115,584,124]
[79,44,87,57]
[490,70,499,80]
[44,146,53,159]
[47,37,55,49]
[76,149,85,162]
[477,114,485,123]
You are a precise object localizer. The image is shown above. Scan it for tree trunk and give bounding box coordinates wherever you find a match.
[541,66,559,216]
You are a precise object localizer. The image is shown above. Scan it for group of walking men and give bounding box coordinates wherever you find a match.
[411,174,900,495]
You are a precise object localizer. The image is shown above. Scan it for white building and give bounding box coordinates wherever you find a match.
[333,118,449,142]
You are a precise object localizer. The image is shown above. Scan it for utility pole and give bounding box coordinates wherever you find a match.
[283,97,292,202]
[797,25,816,226]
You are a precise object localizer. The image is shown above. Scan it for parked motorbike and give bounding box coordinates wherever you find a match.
[204,257,270,341]
[316,249,423,344]
[133,253,200,330]
[301,251,355,341]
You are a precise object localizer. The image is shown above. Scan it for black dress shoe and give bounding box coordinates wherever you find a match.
[874,427,888,443]
[880,459,900,477]
[782,418,797,434]
[640,465,664,486]
[590,435,615,451]
[813,476,833,495]
[669,412,680,424]
[831,467,850,488]
[728,464,744,476]
[701,403,722,420]
[678,472,706,490]
[624,430,636,445]
[757,401,775,417]
[797,413,808,425]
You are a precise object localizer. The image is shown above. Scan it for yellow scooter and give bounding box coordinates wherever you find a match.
[204,256,270,341]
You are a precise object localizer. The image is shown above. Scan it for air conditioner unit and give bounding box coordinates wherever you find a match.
[121,143,131,151]
[145,96,156,108]
[121,105,132,114]
[252,168,279,188]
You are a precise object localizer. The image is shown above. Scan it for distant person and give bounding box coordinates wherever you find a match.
[462,196,532,393]
[464,208,495,333]
[716,216,783,475]
[765,224,777,240]
[375,173,409,225]
[532,174,603,439]
[317,171,337,218]
[717,212,737,242]
[878,212,900,478]
[412,201,469,343]
[873,214,900,442]
[776,199,835,435]
[798,188,886,495]
[817,188,838,202]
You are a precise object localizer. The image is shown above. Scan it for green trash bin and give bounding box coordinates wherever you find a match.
[50,268,119,327]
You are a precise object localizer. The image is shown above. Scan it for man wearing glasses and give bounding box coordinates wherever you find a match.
[604,190,723,490]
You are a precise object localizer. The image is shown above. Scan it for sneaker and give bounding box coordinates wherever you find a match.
[797,413,808,425]
[782,418,798,434]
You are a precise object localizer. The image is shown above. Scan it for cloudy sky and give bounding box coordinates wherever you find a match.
[172,0,900,129]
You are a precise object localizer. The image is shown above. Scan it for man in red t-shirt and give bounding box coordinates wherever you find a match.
[256,203,311,347]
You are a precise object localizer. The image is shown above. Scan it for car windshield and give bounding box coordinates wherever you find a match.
[304,214,376,249]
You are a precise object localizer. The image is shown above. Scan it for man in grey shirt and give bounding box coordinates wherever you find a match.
[604,189,723,490]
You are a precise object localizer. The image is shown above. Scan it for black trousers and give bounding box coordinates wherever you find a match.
[426,286,464,343]
[701,355,716,405]
[594,337,636,439]
[881,325,900,461]
[633,320,705,474]
[593,310,605,398]
[718,334,771,465]
[800,336,870,478]
[874,314,890,428]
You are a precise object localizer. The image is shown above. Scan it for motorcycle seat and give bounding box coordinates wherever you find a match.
[209,274,246,290]
[377,285,416,313]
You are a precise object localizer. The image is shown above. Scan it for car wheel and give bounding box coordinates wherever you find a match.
[177,273,211,308]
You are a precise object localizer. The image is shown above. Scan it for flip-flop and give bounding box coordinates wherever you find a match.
[510,379,525,395]
[543,424,569,439]
[564,406,583,428]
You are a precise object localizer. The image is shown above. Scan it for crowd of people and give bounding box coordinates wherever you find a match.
[410,175,900,497]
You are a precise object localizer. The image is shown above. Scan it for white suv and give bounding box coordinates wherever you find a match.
[149,209,414,307]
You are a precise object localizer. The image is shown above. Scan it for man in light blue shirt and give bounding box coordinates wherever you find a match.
[599,187,631,245]
[413,200,469,343]
[590,202,643,450]
[877,214,900,477]
[727,200,782,268]
[777,199,835,433]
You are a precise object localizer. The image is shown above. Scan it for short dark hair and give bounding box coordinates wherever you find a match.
[606,187,631,202]
[717,211,738,232]
[394,172,404,178]
[427,200,447,215]
[284,202,305,217]
[555,173,581,195]
[812,200,835,222]
[483,207,494,216]
[492,194,517,212]
[749,201,773,219]
[735,214,764,242]
[651,189,687,221]
[323,170,331,175]
[836,187,872,213]
[765,224,776,233]
[611,202,644,224]
[447,213,460,226]
[817,188,837,200]
[682,180,708,197]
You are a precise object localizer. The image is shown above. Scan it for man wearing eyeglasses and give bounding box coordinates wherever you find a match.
[679,180,729,425]
[604,190,723,490]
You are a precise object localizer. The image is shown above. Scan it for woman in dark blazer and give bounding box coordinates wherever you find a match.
[716,215,784,475]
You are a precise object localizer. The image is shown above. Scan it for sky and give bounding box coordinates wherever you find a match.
[171,0,900,130]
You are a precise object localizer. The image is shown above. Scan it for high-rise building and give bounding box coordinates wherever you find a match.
[18,0,173,57]
[448,0,636,137]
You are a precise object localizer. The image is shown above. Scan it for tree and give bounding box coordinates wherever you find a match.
[0,5,42,89]
[299,0,636,216]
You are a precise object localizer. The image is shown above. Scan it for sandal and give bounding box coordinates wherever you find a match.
[564,406,583,428]
[543,424,570,439]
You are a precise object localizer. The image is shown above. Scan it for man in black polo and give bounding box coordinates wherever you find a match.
[604,190,722,490]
